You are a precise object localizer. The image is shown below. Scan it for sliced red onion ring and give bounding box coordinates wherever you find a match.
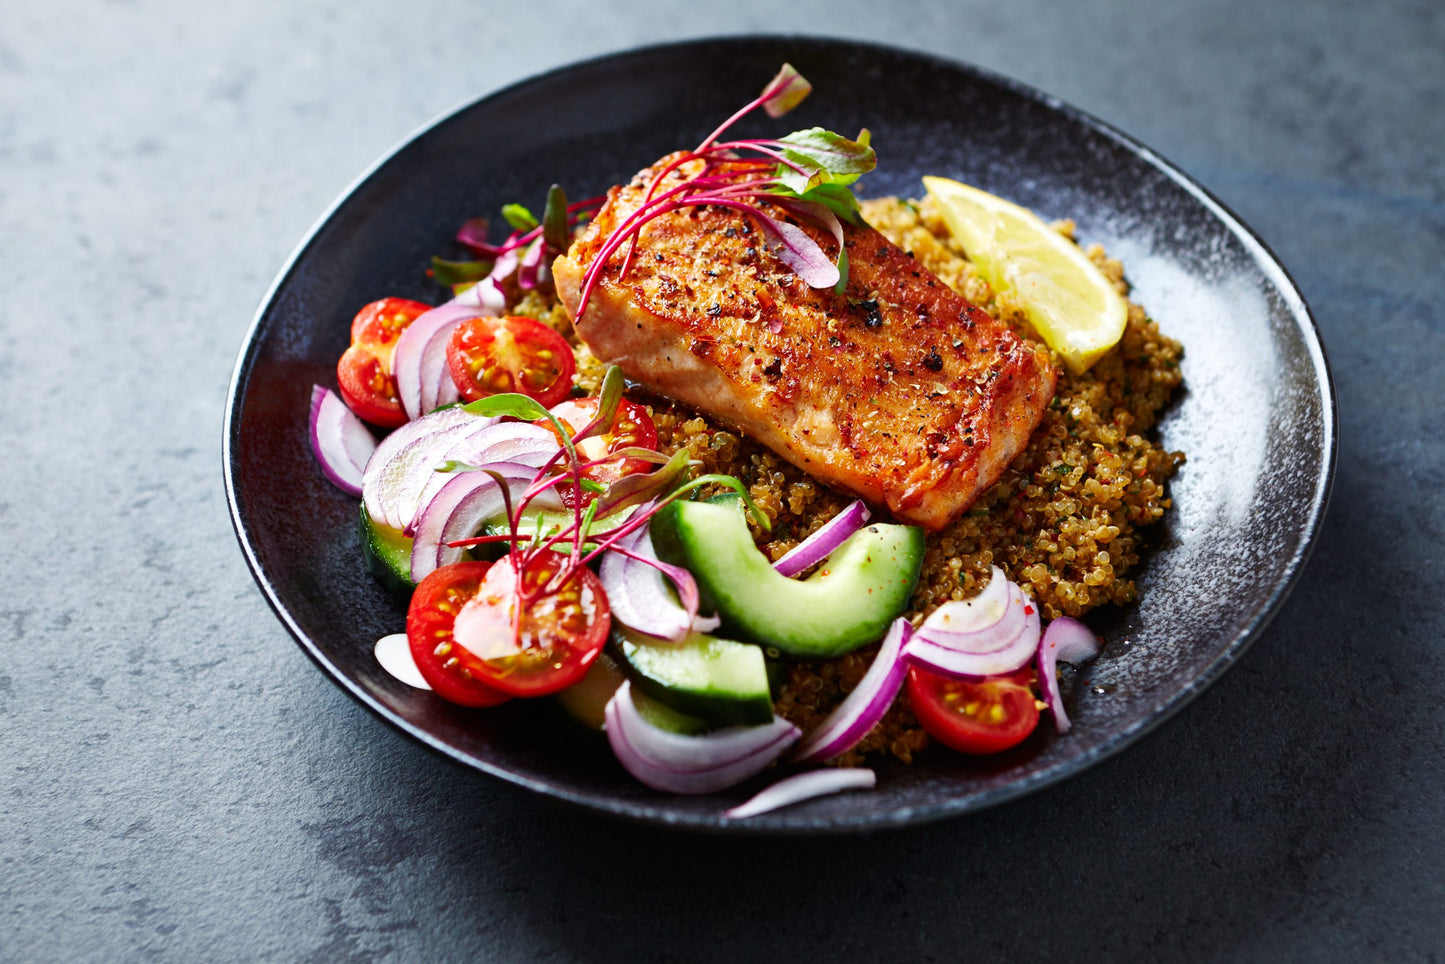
[309,385,376,496]
[393,304,470,421]
[1037,616,1101,734]
[459,422,558,469]
[904,587,1042,679]
[490,245,521,283]
[723,768,876,819]
[792,617,911,764]
[361,406,482,529]
[416,317,464,416]
[772,499,871,577]
[910,566,1022,654]
[410,422,560,520]
[434,369,460,410]
[599,524,718,641]
[368,419,495,532]
[408,461,549,582]
[402,270,512,417]
[604,682,800,795]
[374,633,430,690]
[517,237,546,290]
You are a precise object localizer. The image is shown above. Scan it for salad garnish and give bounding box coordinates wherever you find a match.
[437,370,770,653]
[574,63,877,321]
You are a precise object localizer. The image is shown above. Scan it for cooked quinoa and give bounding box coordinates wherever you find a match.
[513,193,1184,766]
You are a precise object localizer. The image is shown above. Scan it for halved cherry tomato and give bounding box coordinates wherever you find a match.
[542,397,658,502]
[446,315,576,407]
[411,552,610,700]
[336,297,431,428]
[406,561,512,707]
[906,665,1041,754]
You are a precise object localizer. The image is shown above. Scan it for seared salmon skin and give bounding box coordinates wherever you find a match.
[552,155,1058,530]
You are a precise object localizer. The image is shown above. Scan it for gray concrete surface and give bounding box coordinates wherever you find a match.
[2,0,1442,960]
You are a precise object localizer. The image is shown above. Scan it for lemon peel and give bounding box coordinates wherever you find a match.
[923,176,1127,375]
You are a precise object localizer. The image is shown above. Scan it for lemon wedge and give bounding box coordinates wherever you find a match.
[923,175,1127,375]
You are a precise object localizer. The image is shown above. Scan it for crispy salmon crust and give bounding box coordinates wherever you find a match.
[553,156,1058,530]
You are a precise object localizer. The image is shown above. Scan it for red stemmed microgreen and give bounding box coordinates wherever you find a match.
[444,367,768,645]
[574,64,876,322]
[440,185,604,291]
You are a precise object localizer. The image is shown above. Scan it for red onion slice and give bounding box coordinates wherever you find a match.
[517,237,546,290]
[434,369,460,410]
[792,617,911,764]
[416,317,464,416]
[604,682,800,794]
[772,499,871,577]
[462,422,558,469]
[361,405,482,529]
[393,304,468,421]
[904,588,1042,679]
[309,385,376,496]
[490,245,521,283]
[374,633,430,690]
[911,567,1022,654]
[408,461,550,582]
[1037,616,1101,734]
[399,271,511,418]
[372,420,495,533]
[599,524,718,641]
[411,422,559,519]
[724,768,876,819]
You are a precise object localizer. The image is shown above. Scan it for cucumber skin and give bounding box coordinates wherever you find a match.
[360,504,416,598]
[612,630,774,726]
[650,499,925,658]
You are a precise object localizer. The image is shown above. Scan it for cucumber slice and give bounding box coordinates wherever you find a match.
[360,504,416,596]
[553,651,627,731]
[650,498,925,657]
[630,687,712,735]
[478,505,636,544]
[614,626,773,726]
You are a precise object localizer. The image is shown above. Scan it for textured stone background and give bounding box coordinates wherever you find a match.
[2,0,1442,960]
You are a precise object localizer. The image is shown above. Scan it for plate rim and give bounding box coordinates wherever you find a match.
[223,34,1338,834]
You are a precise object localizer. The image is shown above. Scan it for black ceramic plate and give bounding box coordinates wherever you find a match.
[224,37,1335,833]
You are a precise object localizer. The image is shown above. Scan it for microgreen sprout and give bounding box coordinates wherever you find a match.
[574,64,876,323]
[449,367,767,644]
[446,187,604,294]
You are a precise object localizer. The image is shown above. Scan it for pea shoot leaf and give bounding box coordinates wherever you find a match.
[501,203,539,232]
[430,256,495,286]
[463,393,549,421]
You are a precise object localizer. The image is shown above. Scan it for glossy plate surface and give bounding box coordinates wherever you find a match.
[224,37,1335,833]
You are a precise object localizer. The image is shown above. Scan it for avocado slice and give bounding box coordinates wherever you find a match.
[649,498,925,657]
[613,625,774,725]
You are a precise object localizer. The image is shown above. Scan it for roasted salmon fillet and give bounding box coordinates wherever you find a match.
[552,155,1058,530]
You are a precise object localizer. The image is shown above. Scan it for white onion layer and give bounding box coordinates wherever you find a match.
[724,768,876,819]
[604,682,799,795]
[374,633,430,690]
[361,405,481,529]
[905,585,1042,678]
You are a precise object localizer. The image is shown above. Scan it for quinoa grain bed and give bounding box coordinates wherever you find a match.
[517,194,1184,765]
